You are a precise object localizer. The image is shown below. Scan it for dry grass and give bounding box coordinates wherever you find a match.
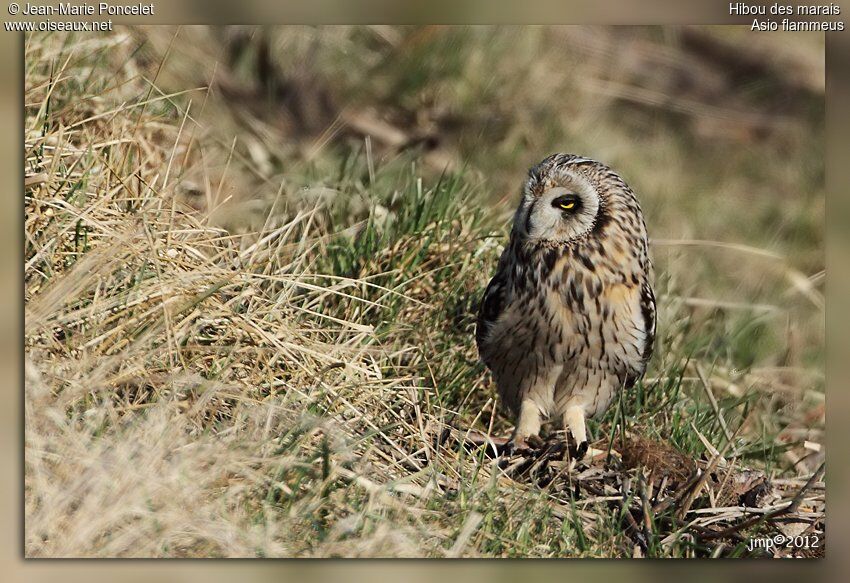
[24,26,825,558]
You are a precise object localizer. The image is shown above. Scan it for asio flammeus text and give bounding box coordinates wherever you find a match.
[476,153,656,457]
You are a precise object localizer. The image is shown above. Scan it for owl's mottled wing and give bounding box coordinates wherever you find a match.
[639,280,656,366]
[623,278,656,390]
[476,250,511,354]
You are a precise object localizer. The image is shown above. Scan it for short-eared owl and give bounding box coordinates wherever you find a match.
[476,153,655,457]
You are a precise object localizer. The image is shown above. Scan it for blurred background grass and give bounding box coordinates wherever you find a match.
[147,25,824,359]
[23,25,824,557]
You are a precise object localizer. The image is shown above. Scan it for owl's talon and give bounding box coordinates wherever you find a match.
[503,434,542,457]
[526,434,545,450]
[506,437,528,454]
[575,440,589,460]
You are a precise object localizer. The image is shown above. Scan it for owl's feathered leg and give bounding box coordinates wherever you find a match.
[564,405,589,459]
[507,399,543,451]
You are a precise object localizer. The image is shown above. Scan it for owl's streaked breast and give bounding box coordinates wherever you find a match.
[478,236,652,418]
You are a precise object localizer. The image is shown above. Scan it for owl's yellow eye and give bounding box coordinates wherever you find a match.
[552,194,579,211]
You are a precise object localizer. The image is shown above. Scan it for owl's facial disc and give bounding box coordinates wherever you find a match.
[517,176,600,244]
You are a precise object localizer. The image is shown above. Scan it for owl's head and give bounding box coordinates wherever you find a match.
[513,153,610,244]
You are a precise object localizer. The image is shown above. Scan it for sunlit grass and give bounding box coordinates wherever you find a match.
[24,26,824,558]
